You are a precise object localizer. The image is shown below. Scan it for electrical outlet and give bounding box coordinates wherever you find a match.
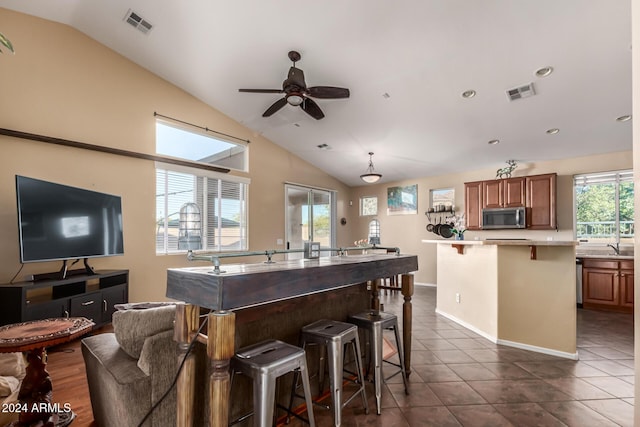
[455,293,461,303]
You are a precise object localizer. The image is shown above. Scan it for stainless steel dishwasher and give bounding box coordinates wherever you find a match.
[576,258,583,306]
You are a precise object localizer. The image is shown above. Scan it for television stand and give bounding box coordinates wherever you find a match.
[0,269,129,327]
[32,258,96,282]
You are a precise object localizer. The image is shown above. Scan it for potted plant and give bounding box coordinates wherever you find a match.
[451,213,466,240]
[0,32,14,54]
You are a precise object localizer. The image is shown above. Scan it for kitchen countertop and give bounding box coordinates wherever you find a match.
[576,254,634,260]
[422,239,577,247]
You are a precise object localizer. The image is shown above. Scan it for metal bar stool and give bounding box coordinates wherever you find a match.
[347,311,409,415]
[291,319,369,427]
[230,339,315,427]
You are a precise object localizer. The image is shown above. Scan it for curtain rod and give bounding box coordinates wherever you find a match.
[0,128,230,174]
[154,112,251,144]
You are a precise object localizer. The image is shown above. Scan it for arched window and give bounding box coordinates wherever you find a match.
[368,219,380,245]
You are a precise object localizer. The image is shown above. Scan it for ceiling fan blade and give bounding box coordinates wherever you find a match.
[239,89,283,94]
[300,98,325,120]
[263,97,288,117]
[307,86,350,99]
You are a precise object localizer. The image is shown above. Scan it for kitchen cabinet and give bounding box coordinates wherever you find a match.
[482,177,525,208]
[582,259,633,313]
[464,181,483,230]
[464,173,556,230]
[526,173,557,230]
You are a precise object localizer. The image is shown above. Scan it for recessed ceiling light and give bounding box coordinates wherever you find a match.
[546,128,560,135]
[535,66,553,77]
[462,90,476,99]
[616,115,632,122]
[488,139,500,145]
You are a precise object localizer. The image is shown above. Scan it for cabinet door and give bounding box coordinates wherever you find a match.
[101,285,127,323]
[25,300,69,321]
[70,291,102,323]
[464,181,483,230]
[526,173,557,229]
[582,268,619,308]
[504,177,526,207]
[482,180,503,208]
[619,269,634,309]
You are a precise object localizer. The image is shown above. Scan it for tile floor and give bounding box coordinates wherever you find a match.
[289,285,635,426]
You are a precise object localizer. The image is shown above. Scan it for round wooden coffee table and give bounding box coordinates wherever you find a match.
[0,317,94,427]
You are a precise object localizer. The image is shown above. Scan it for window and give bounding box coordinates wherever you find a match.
[156,120,248,172]
[360,196,378,216]
[156,165,248,254]
[430,188,454,211]
[574,170,634,244]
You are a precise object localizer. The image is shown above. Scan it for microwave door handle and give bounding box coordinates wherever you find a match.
[516,209,520,225]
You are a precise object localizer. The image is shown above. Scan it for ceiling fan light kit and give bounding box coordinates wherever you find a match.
[239,51,350,120]
[360,152,382,183]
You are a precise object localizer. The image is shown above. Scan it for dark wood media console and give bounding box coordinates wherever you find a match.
[0,269,128,327]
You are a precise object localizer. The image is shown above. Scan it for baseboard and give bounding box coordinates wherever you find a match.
[415,282,436,287]
[435,308,579,360]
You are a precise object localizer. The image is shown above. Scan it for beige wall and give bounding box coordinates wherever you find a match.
[351,151,632,284]
[0,9,356,302]
[632,0,639,423]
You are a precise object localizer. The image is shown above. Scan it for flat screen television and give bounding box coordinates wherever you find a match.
[16,175,124,264]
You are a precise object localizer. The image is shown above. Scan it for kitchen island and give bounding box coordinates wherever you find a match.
[423,239,577,359]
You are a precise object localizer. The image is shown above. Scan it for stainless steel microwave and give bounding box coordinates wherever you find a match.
[482,207,526,229]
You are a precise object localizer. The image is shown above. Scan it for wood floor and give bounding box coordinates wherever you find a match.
[46,326,112,427]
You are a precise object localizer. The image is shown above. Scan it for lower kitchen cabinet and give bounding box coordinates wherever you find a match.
[582,259,633,313]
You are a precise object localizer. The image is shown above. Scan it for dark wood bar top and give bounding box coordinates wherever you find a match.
[166,253,418,310]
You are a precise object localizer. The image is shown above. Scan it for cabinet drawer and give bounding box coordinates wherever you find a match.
[25,300,69,321]
[70,291,102,323]
[582,259,619,270]
[620,260,634,270]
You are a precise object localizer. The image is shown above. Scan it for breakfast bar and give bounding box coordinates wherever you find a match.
[423,239,577,359]
[166,252,418,427]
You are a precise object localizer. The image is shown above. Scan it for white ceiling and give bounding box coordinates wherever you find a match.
[0,0,632,186]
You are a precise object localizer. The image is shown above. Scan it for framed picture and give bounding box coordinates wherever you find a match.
[387,184,417,215]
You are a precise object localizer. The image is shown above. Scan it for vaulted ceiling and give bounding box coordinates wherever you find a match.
[0,1,632,186]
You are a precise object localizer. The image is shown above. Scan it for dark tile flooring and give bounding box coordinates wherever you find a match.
[289,285,635,426]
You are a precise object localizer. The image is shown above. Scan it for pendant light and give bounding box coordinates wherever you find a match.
[360,152,382,183]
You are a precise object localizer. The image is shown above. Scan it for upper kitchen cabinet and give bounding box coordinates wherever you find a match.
[464,181,483,230]
[526,173,557,230]
[464,173,557,230]
[482,177,526,208]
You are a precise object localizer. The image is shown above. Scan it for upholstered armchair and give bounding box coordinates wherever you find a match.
[0,352,26,426]
[81,304,205,427]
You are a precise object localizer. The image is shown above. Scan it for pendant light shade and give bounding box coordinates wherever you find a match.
[360,152,382,183]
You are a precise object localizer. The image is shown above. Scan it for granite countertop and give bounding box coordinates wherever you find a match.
[422,239,577,247]
[576,253,634,260]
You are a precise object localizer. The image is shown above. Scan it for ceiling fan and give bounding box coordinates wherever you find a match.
[239,51,350,120]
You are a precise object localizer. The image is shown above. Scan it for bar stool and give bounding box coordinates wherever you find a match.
[347,311,409,415]
[292,319,369,426]
[230,339,315,427]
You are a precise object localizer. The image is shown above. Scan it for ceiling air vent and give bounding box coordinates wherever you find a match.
[506,83,536,101]
[124,9,153,34]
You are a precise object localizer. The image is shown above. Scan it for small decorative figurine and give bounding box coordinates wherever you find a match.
[496,160,518,179]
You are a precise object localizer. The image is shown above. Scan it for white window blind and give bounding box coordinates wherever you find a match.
[156,167,248,254]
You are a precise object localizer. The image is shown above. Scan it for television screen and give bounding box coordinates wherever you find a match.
[16,176,124,263]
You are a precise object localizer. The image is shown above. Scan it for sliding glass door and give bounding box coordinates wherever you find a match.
[285,184,335,259]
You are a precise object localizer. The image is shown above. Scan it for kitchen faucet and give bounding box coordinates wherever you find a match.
[607,242,620,255]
